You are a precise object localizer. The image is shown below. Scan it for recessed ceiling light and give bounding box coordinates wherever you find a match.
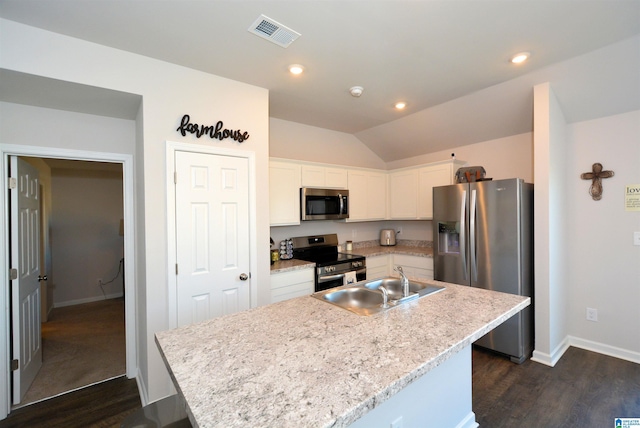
[288,64,304,75]
[349,86,364,97]
[395,102,407,110]
[510,52,530,64]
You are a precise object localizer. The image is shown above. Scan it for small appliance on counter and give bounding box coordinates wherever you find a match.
[380,229,396,246]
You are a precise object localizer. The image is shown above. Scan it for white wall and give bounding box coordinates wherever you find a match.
[1,19,270,404]
[387,132,534,184]
[50,168,124,306]
[270,118,387,169]
[565,110,640,360]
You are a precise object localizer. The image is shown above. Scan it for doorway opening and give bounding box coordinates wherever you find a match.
[14,158,125,407]
[0,146,136,419]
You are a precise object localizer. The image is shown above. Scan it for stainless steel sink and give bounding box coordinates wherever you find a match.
[312,277,444,316]
[363,278,445,299]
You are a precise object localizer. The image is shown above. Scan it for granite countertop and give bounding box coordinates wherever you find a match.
[270,258,315,273]
[156,281,530,428]
[344,244,433,258]
[270,242,433,274]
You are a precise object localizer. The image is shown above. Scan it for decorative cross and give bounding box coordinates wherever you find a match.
[580,163,614,201]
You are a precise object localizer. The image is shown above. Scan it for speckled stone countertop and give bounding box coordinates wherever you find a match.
[270,258,315,273]
[344,244,433,258]
[156,281,529,428]
[270,241,432,274]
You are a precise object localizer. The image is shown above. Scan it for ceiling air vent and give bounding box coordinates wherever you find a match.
[248,15,300,48]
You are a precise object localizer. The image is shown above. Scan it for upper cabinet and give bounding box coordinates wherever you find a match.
[301,165,348,189]
[388,169,418,219]
[347,169,387,221]
[269,160,301,226]
[417,162,464,219]
[389,160,465,220]
[269,158,466,225]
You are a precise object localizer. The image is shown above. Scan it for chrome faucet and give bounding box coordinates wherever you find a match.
[378,285,390,308]
[394,266,410,298]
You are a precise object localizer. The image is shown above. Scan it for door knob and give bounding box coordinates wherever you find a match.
[38,275,48,282]
[239,273,248,281]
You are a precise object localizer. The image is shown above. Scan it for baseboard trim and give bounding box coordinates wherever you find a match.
[532,336,640,367]
[568,336,640,364]
[456,411,479,428]
[531,336,570,367]
[135,369,149,407]
[54,293,124,308]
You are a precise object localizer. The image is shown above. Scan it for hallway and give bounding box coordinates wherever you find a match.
[19,298,125,406]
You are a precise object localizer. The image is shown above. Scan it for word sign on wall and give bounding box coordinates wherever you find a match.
[176,114,250,143]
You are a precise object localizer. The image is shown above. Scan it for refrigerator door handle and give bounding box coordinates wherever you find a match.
[470,188,478,282]
[460,190,467,280]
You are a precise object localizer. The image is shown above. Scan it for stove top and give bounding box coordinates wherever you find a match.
[295,251,364,266]
[290,233,365,267]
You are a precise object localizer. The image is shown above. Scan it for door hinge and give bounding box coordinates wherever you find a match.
[11,359,18,371]
[174,172,177,184]
[175,264,178,275]
[8,177,17,190]
[9,269,17,281]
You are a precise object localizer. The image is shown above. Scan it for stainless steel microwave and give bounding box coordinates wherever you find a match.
[301,188,349,221]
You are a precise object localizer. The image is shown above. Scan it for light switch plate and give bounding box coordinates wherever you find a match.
[634,232,640,246]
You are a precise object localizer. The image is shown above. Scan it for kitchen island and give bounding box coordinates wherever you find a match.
[156,280,529,428]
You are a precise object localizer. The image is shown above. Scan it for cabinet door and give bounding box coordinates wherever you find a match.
[301,165,347,189]
[392,255,434,281]
[269,162,301,226]
[325,167,348,189]
[389,169,418,219]
[366,255,390,280]
[270,268,314,303]
[367,172,387,220]
[347,170,368,221]
[301,165,326,187]
[417,164,453,219]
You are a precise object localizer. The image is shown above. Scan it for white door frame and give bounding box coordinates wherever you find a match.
[0,144,136,419]
[166,141,258,329]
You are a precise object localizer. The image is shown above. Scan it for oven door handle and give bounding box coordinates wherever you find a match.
[317,273,345,283]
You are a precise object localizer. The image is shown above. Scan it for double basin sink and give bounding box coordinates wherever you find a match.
[312,277,444,316]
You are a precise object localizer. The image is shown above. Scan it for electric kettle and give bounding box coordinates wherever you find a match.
[380,229,396,246]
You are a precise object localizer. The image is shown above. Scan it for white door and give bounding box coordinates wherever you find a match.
[175,151,251,327]
[10,157,42,404]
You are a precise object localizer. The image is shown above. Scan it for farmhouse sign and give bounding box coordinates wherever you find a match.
[176,114,250,143]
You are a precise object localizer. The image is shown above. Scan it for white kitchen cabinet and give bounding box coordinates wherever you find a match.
[366,254,390,280]
[347,169,387,221]
[269,160,301,226]
[391,254,434,281]
[388,169,418,219]
[301,165,347,189]
[417,161,466,219]
[270,268,314,303]
[389,160,465,220]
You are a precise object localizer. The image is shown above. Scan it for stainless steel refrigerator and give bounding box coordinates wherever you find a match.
[433,178,533,363]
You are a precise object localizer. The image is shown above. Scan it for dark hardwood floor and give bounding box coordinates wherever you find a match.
[0,376,140,428]
[473,346,640,427]
[1,347,637,427]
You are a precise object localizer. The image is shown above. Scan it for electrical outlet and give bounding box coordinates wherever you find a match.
[352,229,357,239]
[397,227,402,235]
[586,307,598,322]
[97,278,103,287]
[634,231,640,246]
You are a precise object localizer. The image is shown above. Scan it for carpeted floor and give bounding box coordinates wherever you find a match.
[19,298,126,406]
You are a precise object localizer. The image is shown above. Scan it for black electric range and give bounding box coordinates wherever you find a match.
[291,234,366,292]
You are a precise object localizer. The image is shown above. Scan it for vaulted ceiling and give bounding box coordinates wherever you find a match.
[1,1,639,161]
